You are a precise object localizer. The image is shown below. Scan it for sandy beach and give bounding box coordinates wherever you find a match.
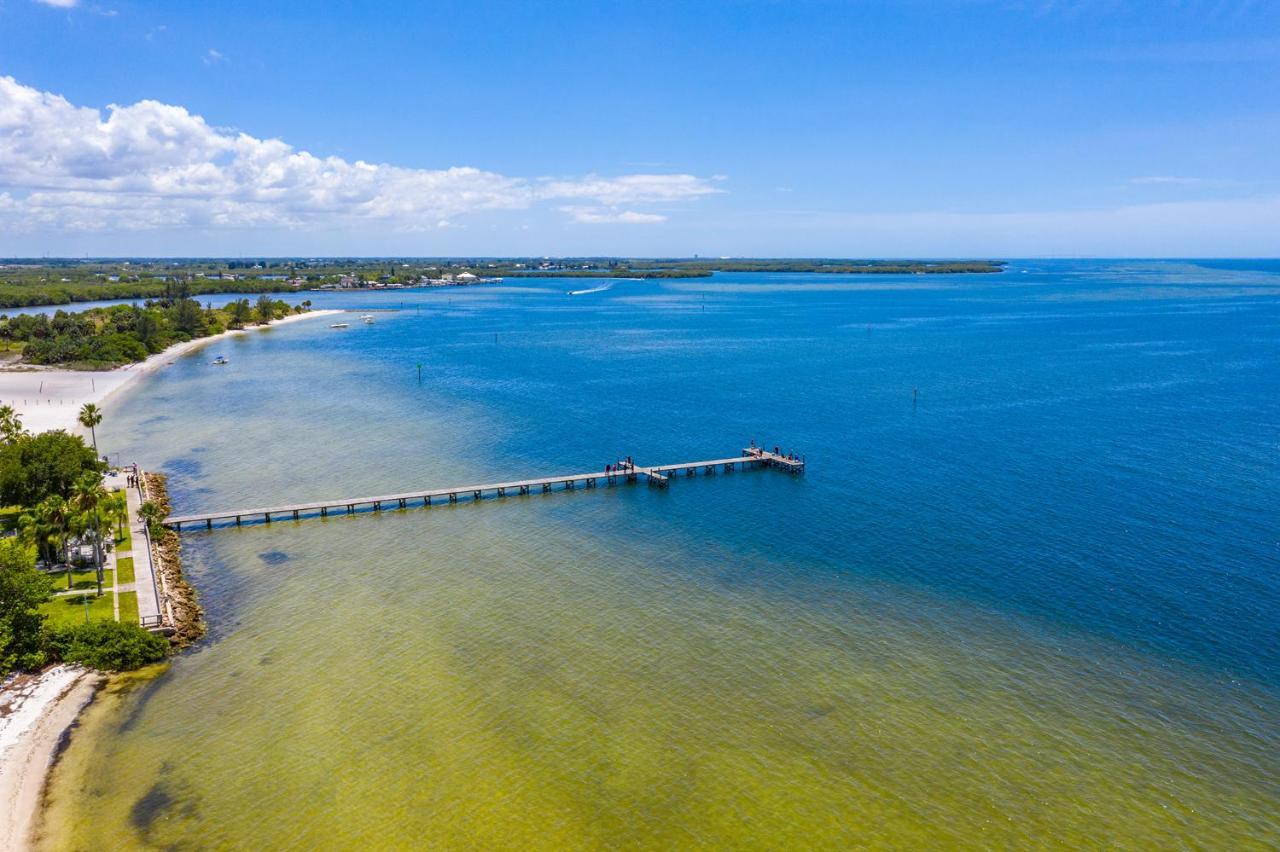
[0,309,343,435]
[0,667,104,852]
[0,306,342,850]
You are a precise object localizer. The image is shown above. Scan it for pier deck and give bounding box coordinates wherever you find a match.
[164,448,804,530]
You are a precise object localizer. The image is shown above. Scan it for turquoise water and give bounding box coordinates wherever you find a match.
[45,260,1280,847]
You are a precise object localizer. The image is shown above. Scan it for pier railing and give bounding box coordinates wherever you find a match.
[164,448,804,531]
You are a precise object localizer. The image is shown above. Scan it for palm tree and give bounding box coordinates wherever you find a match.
[78,403,103,456]
[71,472,107,596]
[137,500,165,534]
[107,490,129,541]
[21,496,72,588]
[0,404,24,444]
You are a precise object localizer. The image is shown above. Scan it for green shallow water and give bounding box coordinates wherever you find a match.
[43,510,1279,849]
[39,263,1280,848]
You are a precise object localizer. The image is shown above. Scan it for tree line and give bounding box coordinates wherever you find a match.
[0,293,308,368]
[0,407,169,675]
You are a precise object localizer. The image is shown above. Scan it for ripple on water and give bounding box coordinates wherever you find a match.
[48,262,1280,849]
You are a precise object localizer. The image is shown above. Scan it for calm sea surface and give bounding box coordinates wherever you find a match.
[43,260,1280,848]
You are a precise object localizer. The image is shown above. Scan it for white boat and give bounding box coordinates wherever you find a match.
[360,314,375,324]
[330,322,350,329]
[211,355,229,365]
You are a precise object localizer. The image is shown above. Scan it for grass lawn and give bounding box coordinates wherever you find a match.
[116,556,135,585]
[118,591,139,624]
[115,524,133,553]
[58,566,114,592]
[40,592,115,628]
[0,505,22,532]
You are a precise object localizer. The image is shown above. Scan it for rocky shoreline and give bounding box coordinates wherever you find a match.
[141,472,205,647]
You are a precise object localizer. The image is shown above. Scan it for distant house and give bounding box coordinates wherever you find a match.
[455,272,478,283]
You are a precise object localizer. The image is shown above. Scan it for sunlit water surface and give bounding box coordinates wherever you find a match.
[42,261,1280,848]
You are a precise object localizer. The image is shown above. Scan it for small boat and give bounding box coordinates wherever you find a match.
[330,322,350,329]
[211,355,229,366]
[360,314,375,324]
[568,283,613,296]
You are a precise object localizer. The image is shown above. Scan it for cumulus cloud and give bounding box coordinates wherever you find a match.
[34,0,79,7]
[0,76,720,233]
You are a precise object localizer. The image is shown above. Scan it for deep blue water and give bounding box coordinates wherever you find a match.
[179,258,1277,687]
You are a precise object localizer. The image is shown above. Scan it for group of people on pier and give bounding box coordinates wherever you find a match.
[748,440,804,464]
[605,457,635,475]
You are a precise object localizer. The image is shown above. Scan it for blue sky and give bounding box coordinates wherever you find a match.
[0,0,1277,256]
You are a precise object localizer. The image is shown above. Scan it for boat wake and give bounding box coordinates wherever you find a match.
[567,283,614,296]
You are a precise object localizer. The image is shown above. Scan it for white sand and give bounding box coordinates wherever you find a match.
[0,309,343,435]
[0,308,344,849]
[0,666,104,852]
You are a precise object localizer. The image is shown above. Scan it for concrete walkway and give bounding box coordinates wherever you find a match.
[113,470,164,628]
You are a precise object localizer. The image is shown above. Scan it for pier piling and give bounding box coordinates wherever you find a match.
[163,448,805,531]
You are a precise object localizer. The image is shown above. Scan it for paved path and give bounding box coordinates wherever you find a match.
[121,474,163,627]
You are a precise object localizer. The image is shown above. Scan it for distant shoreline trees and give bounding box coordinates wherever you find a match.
[0,297,304,368]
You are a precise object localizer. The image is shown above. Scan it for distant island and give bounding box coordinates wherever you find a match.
[0,258,1006,310]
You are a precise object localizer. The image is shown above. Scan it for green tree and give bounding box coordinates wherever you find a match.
[135,309,159,350]
[229,298,253,328]
[171,298,204,337]
[0,539,52,674]
[18,495,71,572]
[137,500,166,537]
[107,489,129,540]
[0,430,104,507]
[0,405,24,444]
[71,472,108,596]
[255,294,275,324]
[78,402,103,456]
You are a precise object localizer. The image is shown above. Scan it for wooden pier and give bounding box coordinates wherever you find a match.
[163,448,804,531]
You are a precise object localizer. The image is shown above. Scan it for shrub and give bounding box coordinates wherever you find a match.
[46,621,169,671]
[0,539,51,674]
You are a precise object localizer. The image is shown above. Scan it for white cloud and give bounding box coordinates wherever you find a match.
[538,174,721,205]
[34,0,78,7]
[0,76,720,234]
[559,206,668,224]
[203,49,228,66]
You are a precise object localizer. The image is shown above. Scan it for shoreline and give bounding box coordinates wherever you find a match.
[0,309,342,850]
[0,667,104,852]
[0,308,344,435]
